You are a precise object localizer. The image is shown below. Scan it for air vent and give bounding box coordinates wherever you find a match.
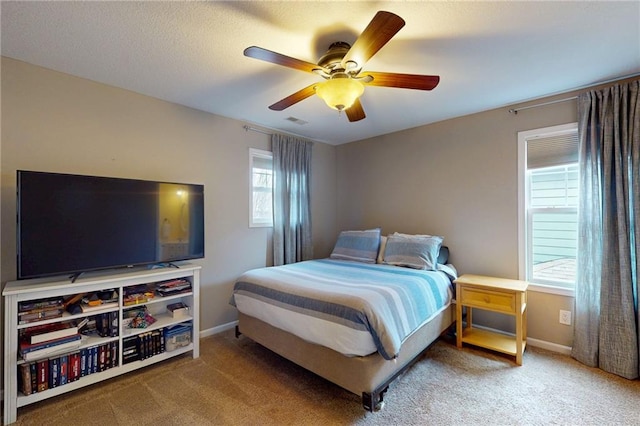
[285,117,308,125]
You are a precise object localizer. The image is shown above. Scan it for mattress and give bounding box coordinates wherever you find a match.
[231,259,454,359]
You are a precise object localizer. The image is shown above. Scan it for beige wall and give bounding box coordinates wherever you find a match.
[335,91,583,348]
[0,57,338,339]
[3,55,633,362]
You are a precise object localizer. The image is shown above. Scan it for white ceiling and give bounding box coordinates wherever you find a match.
[2,1,639,145]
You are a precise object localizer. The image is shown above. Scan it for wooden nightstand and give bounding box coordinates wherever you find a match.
[454,274,528,365]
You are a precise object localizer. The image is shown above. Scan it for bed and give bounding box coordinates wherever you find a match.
[230,230,456,411]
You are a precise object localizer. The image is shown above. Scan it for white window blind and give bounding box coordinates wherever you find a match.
[527,132,579,169]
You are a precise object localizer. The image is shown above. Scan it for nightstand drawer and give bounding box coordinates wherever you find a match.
[460,287,515,314]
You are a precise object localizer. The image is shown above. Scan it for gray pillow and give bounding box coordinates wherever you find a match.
[383,234,443,270]
[330,228,381,263]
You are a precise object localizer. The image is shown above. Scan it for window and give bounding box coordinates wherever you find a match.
[518,123,578,293]
[249,148,273,227]
[528,164,578,284]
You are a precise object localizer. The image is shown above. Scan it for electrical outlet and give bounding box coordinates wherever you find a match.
[559,310,572,325]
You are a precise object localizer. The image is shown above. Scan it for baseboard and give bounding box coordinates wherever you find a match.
[472,323,572,355]
[526,337,572,355]
[200,320,238,338]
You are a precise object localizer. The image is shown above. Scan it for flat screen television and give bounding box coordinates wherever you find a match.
[17,170,205,280]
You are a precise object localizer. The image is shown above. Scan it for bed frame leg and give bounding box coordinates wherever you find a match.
[235,325,242,338]
[362,386,388,412]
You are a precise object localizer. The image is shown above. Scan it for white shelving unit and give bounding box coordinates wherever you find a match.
[3,264,201,425]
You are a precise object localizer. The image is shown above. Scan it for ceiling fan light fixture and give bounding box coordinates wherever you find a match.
[315,77,364,111]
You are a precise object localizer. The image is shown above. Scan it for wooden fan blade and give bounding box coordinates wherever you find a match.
[341,11,405,70]
[244,46,326,74]
[346,98,366,122]
[361,71,440,90]
[268,83,318,111]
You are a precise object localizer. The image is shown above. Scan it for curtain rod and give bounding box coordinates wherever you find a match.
[242,124,320,143]
[509,74,640,115]
[509,96,578,114]
[243,125,272,135]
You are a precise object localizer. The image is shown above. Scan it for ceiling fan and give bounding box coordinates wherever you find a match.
[244,11,440,122]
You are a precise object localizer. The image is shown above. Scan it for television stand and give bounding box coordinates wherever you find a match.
[148,262,180,270]
[2,264,201,425]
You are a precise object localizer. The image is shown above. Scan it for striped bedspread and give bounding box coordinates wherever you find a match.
[231,259,454,360]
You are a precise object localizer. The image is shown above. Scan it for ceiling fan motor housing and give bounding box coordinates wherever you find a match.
[318,42,352,71]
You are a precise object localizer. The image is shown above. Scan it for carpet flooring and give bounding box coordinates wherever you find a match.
[10,330,640,425]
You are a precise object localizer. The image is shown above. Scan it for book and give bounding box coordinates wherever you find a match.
[18,296,64,312]
[152,329,161,356]
[123,284,155,306]
[20,334,81,354]
[80,301,118,313]
[49,357,59,388]
[90,346,98,374]
[105,343,112,370]
[80,349,88,377]
[139,333,147,360]
[156,279,191,291]
[18,304,64,316]
[18,308,64,324]
[19,363,33,396]
[142,332,150,359]
[98,345,106,372]
[59,355,68,385]
[20,335,82,362]
[74,290,119,314]
[96,312,110,337]
[30,362,37,393]
[111,341,119,368]
[123,335,139,364]
[109,311,119,337]
[69,352,80,382]
[147,332,153,357]
[155,278,191,289]
[155,279,192,296]
[36,359,49,392]
[21,321,79,344]
[22,341,82,362]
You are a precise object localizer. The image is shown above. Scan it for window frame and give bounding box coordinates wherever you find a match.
[517,123,578,296]
[249,148,273,228]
